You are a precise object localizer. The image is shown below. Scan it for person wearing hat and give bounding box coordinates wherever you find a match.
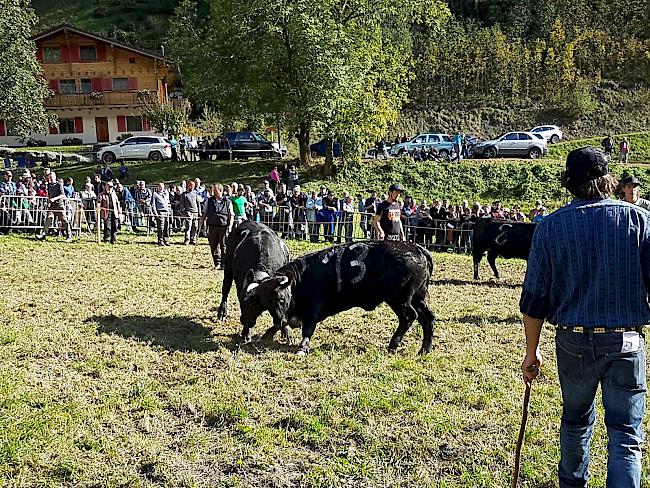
[373,184,405,241]
[619,175,650,211]
[520,146,650,487]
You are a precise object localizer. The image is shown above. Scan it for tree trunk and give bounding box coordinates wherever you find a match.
[297,122,310,165]
[323,138,334,177]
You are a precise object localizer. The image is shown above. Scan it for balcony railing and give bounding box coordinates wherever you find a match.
[45,91,159,108]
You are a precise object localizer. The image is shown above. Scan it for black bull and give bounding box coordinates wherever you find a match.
[472,218,536,280]
[217,221,290,338]
[241,241,436,355]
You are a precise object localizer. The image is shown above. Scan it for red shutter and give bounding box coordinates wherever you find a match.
[60,46,70,63]
[127,77,138,90]
[49,124,58,135]
[90,78,103,92]
[74,117,84,134]
[96,44,106,62]
[36,46,44,62]
[102,78,113,91]
[142,116,151,131]
[48,79,60,94]
[117,116,127,132]
[71,46,80,63]
[0,120,5,137]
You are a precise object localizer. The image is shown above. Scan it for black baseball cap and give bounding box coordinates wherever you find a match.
[389,183,404,193]
[620,176,641,187]
[563,146,609,186]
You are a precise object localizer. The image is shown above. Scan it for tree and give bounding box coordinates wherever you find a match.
[169,0,449,165]
[139,91,190,136]
[0,0,53,138]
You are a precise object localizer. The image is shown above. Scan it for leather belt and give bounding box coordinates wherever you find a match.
[558,326,643,334]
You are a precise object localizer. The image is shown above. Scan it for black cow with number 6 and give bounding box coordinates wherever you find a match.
[240,240,436,355]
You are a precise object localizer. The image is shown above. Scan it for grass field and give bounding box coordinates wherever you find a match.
[1,233,648,487]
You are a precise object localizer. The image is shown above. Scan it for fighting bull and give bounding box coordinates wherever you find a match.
[217,221,290,340]
[472,217,535,280]
[240,240,435,355]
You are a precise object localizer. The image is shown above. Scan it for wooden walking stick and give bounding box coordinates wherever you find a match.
[512,365,536,488]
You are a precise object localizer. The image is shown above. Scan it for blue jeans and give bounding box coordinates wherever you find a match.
[555,330,646,487]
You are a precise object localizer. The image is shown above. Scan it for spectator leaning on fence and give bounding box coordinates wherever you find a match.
[202,184,233,269]
[37,171,72,242]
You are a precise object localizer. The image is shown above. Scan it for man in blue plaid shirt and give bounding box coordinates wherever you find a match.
[520,147,650,488]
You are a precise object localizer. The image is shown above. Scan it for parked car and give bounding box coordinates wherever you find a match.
[97,136,172,164]
[224,132,284,159]
[390,133,454,157]
[309,139,343,158]
[470,132,548,159]
[529,125,563,144]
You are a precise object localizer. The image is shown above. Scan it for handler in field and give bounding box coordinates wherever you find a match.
[373,183,405,241]
[520,146,650,488]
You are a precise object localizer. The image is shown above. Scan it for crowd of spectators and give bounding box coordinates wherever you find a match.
[0,162,550,250]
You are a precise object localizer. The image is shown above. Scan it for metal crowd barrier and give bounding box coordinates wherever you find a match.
[0,196,477,253]
[0,195,87,235]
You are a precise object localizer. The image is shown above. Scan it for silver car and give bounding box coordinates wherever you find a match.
[471,131,548,159]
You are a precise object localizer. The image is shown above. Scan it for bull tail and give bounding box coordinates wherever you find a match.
[416,244,434,282]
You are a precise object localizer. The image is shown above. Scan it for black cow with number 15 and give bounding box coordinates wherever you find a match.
[240,240,435,355]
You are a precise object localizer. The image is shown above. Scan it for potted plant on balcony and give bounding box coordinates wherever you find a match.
[89,91,104,103]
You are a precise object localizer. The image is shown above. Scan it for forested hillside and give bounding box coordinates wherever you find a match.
[31,0,649,139]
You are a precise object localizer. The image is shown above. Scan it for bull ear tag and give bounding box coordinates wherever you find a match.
[277,276,290,288]
[246,282,260,294]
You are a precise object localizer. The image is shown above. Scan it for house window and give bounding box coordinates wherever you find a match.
[80,79,91,94]
[59,79,77,94]
[59,118,76,134]
[80,46,97,62]
[44,47,61,63]
[112,78,129,91]
[126,116,143,132]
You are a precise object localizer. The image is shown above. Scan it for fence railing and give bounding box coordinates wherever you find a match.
[0,196,476,252]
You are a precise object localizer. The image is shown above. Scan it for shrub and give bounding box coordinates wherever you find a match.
[62,137,83,146]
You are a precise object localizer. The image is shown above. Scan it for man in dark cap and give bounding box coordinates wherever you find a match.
[520,146,650,487]
[620,175,650,211]
[373,183,405,241]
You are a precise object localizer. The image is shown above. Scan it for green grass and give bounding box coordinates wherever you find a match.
[0,234,648,486]
[548,131,650,163]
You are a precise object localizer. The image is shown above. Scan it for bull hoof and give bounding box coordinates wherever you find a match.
[296,349,308,356]
[387,347,397,354]
[418,347,433,355]
[240,335,252,344]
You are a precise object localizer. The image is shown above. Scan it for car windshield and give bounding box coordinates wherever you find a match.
[253,133,269,142]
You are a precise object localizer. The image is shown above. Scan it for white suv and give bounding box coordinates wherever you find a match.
[530,125,563,144]
[98,136,172,163]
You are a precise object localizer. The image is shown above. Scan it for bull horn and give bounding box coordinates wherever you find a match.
[246,282,260,294]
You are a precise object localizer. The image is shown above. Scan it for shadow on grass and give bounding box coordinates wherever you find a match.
[452,314,522,326]
[89,314,299,354]
[430,279,522,289]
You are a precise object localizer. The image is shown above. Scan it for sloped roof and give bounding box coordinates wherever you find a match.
[32,23,171,63]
